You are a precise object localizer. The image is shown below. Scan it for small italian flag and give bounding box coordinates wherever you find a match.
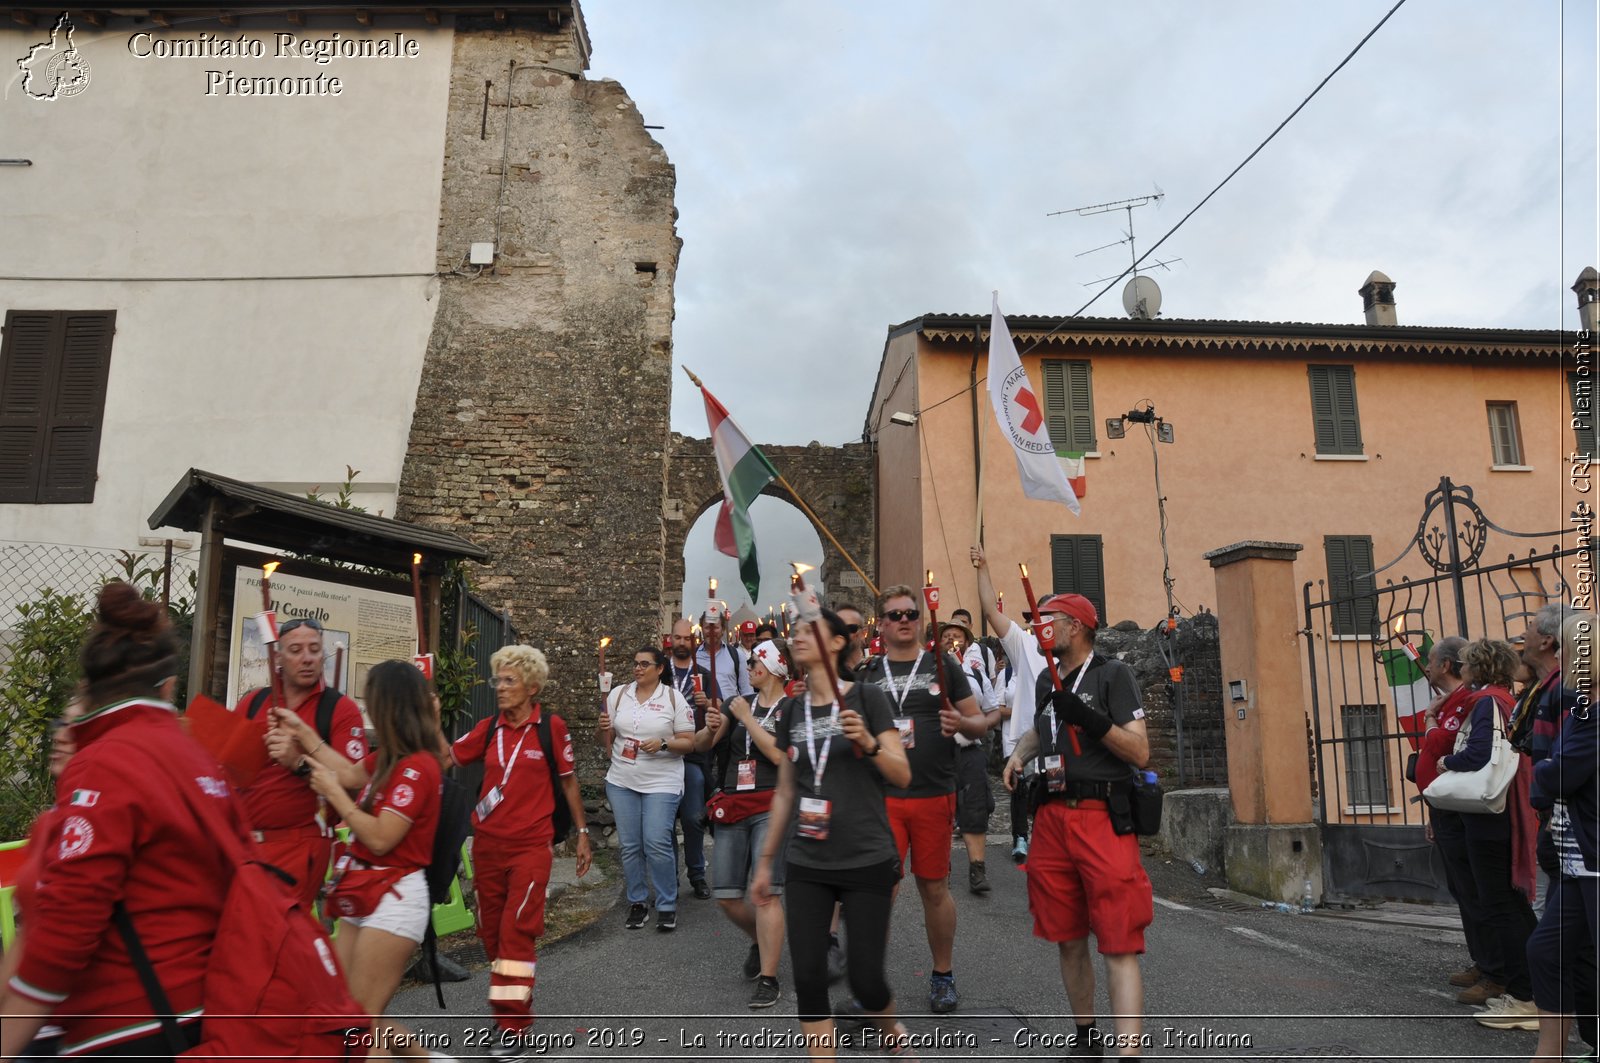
[69,789,100,807]
[1058,451,1086,498]
[1380,634,1434,750]
[692,371,780,602]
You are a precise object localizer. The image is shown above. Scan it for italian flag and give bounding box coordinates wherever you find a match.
[697,377,780,602]
[1379,634,1434,750]
[1058,451,1086,498]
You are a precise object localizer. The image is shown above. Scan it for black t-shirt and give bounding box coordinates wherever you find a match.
[861,651,974,798]
[715,694,786,793]
[774,683,898,870]
[1032,653,1144,783]
[668,661,714,769]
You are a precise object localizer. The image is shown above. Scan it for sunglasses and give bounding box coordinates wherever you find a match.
[844,624,861,634]
[278,617,324,635]
[883,609,920,623]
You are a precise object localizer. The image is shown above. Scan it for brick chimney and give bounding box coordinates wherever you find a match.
[1359,270,1397,326]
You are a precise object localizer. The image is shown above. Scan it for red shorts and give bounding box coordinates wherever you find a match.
[886,793,957,880]
[1025,800,1153,954]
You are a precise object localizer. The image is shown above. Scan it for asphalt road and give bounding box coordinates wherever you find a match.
[390,840,1542,1062]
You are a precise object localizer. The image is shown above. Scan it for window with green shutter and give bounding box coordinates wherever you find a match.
[1323,534,1378,636]
[1041,360,1096,452]
[1572,373,1595,460]
[1308,364,1363,456]
[1486,401,1524,466]
[1050,534,1105,625]
[0,310,116,504]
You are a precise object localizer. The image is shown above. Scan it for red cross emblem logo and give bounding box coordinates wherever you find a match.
[59,815,94,859]
[1014,387,1045,434]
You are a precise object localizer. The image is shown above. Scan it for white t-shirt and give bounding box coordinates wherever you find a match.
[999,622,1049,748]
[604,681,695,795]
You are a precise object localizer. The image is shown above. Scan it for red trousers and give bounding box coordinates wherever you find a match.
[252,831,333,910]
[474,844,553,1032]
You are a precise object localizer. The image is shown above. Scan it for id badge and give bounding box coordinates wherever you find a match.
[620,737,639,763]
[895,717,916,749]
[736,759,757,791]
[1043,755,1066,793]
[797,797,832,841]
[476,785,505,820]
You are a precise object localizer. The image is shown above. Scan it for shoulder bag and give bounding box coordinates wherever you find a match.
[1422,703,1519,814]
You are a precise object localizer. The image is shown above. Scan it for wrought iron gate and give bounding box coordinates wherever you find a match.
[1302,477,1578,902]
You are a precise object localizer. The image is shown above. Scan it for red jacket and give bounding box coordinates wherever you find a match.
[9,699,245,1055]
[1416,685,1475,794]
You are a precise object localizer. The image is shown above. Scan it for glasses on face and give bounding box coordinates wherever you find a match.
[278,617,324,636]
[489,676,522,689]
[883,609,920,623]
[633,659,657,670]
[844,624,861,634]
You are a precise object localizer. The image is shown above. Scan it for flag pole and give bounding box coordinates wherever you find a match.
[682,365,880,600]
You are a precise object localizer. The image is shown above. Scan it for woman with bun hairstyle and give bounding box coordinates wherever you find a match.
[269,658,446,1059]
[752,608,913,1059]
[0,583,245,1060]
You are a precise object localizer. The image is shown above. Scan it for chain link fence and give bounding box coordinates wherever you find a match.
[0,539,199,838]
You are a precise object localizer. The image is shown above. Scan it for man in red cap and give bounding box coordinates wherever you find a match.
[738,620,760,655]
[998,585,1153,1058]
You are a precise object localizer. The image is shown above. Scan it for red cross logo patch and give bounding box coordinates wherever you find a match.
[59,815,94,859]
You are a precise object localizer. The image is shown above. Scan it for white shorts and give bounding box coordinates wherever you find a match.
[342,868,430,943]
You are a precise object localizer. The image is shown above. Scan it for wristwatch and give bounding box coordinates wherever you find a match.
[577,827,591,835]
[293,757,313,777]
[864,741,881,758]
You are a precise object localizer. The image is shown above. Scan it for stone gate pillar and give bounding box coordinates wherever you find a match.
[1204,540,1323,905]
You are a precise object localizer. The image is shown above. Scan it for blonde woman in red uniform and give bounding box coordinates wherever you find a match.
[276,658,447,1059]
[450,645,591,1059]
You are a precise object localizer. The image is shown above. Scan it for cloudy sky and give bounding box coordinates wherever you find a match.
[580,0,1598,612]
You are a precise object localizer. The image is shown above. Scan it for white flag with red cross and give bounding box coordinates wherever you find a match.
[986,292,1081,515]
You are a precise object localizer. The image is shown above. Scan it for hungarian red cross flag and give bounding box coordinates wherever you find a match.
[986,292,1081,514]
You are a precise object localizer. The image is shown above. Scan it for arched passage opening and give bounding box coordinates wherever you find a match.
[679,494,823,624]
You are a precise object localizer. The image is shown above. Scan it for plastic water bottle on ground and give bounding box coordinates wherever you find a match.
[1301,878,1315,913]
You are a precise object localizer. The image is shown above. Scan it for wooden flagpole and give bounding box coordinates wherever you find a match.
[683,365,879,600]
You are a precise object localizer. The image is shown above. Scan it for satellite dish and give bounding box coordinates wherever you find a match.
[1122,275,1162,319]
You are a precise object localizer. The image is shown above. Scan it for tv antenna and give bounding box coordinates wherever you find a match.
[1050,186,1176,318]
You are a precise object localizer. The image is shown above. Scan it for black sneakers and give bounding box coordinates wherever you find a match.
[968,861,991,895]
[690,877,712,900]
[748,976,780,1009]
[742,943,762,980]
[657,909,678,932]
[624,903,649,930]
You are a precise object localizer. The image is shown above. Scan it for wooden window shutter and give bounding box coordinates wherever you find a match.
[0,310,115,504]
[1050,533,1106,625]
[1572,373,1595,460]
[1309,365,1362,455]
[1324,534,1377,636]
[1042,360,1096,451]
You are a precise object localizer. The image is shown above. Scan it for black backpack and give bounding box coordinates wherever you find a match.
[484,710,572,844]
[246,687,342,745]
[418,769,475,1008]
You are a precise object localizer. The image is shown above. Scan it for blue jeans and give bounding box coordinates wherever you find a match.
[678,761,708,880]
[607,782,680,911]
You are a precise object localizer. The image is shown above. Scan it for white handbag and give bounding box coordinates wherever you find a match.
[1423,701,1519,814]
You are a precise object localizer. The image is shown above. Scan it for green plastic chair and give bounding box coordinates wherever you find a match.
[0,838,30,951]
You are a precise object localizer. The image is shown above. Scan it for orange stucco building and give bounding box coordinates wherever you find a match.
[864,296,1577,631]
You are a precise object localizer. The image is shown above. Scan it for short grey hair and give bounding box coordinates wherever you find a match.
[1534,602,1578,644]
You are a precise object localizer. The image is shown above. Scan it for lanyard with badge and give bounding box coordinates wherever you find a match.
[475,715,533,820]
[796,692,840,840]
[880,651,925,751]
[735,696,780,791]
[1042,657,1091,793]
[618,683,662,763]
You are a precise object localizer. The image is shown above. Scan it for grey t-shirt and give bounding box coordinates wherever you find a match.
[861,652,974,799]
[1032,653,1145,782]
[774,683,898,870]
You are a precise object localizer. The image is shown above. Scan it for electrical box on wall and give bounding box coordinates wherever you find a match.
[469,242,495,265]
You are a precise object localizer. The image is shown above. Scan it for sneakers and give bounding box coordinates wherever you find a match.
[1011,837,1029,864]
[748,976,781,1009]
[624,902,650,929]
[742,943,762,980]
[968,861,991,895]
[1457,977,1507,1006]
[657,909,678,933]
[928,972,958,1013]
[881,1021,921,1059]
[1474,993,1539,1030]
[1448,963,1482,987]
[826,934,847,983]
[1069,1028,1104,1056]
[691,877,712,900]
[488,1037,524,1061]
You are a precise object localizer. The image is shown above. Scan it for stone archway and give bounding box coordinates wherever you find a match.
[664,433,875,625]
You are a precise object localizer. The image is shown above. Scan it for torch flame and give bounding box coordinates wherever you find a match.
[709,578,718,592]
[262,561,280,578]
[790,561,816,576]
[413,552,422,566]
[599,636,612,649]
[926,569,934,586]
[1019,563,1029,579]
[1392,616,1405,634]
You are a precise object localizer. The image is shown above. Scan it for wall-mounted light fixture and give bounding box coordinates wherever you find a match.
[889,411,918,427]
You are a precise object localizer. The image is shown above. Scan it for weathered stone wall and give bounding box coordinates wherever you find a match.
[398,10,680,776]
[1091,612,1226,786]
[663,434,876,622]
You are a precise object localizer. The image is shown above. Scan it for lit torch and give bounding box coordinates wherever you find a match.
[1018,562,1080,754]
[1393,616,1422,665]
[259,561,289,719]
[598,636,611,679]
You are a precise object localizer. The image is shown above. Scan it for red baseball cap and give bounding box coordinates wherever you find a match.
[1037,593,1098,630]
[739,620,758,635]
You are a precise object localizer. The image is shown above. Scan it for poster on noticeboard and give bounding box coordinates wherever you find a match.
[225,565,419,711]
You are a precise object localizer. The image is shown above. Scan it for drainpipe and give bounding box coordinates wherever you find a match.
[970,320,985,636]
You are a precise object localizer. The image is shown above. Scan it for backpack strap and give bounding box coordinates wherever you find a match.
[111,902,190,1058]
[537,712,561,795]
[245,687,271,719]
[315,688,341,743]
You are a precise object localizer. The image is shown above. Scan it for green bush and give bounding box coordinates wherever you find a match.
[0,588,92,840]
